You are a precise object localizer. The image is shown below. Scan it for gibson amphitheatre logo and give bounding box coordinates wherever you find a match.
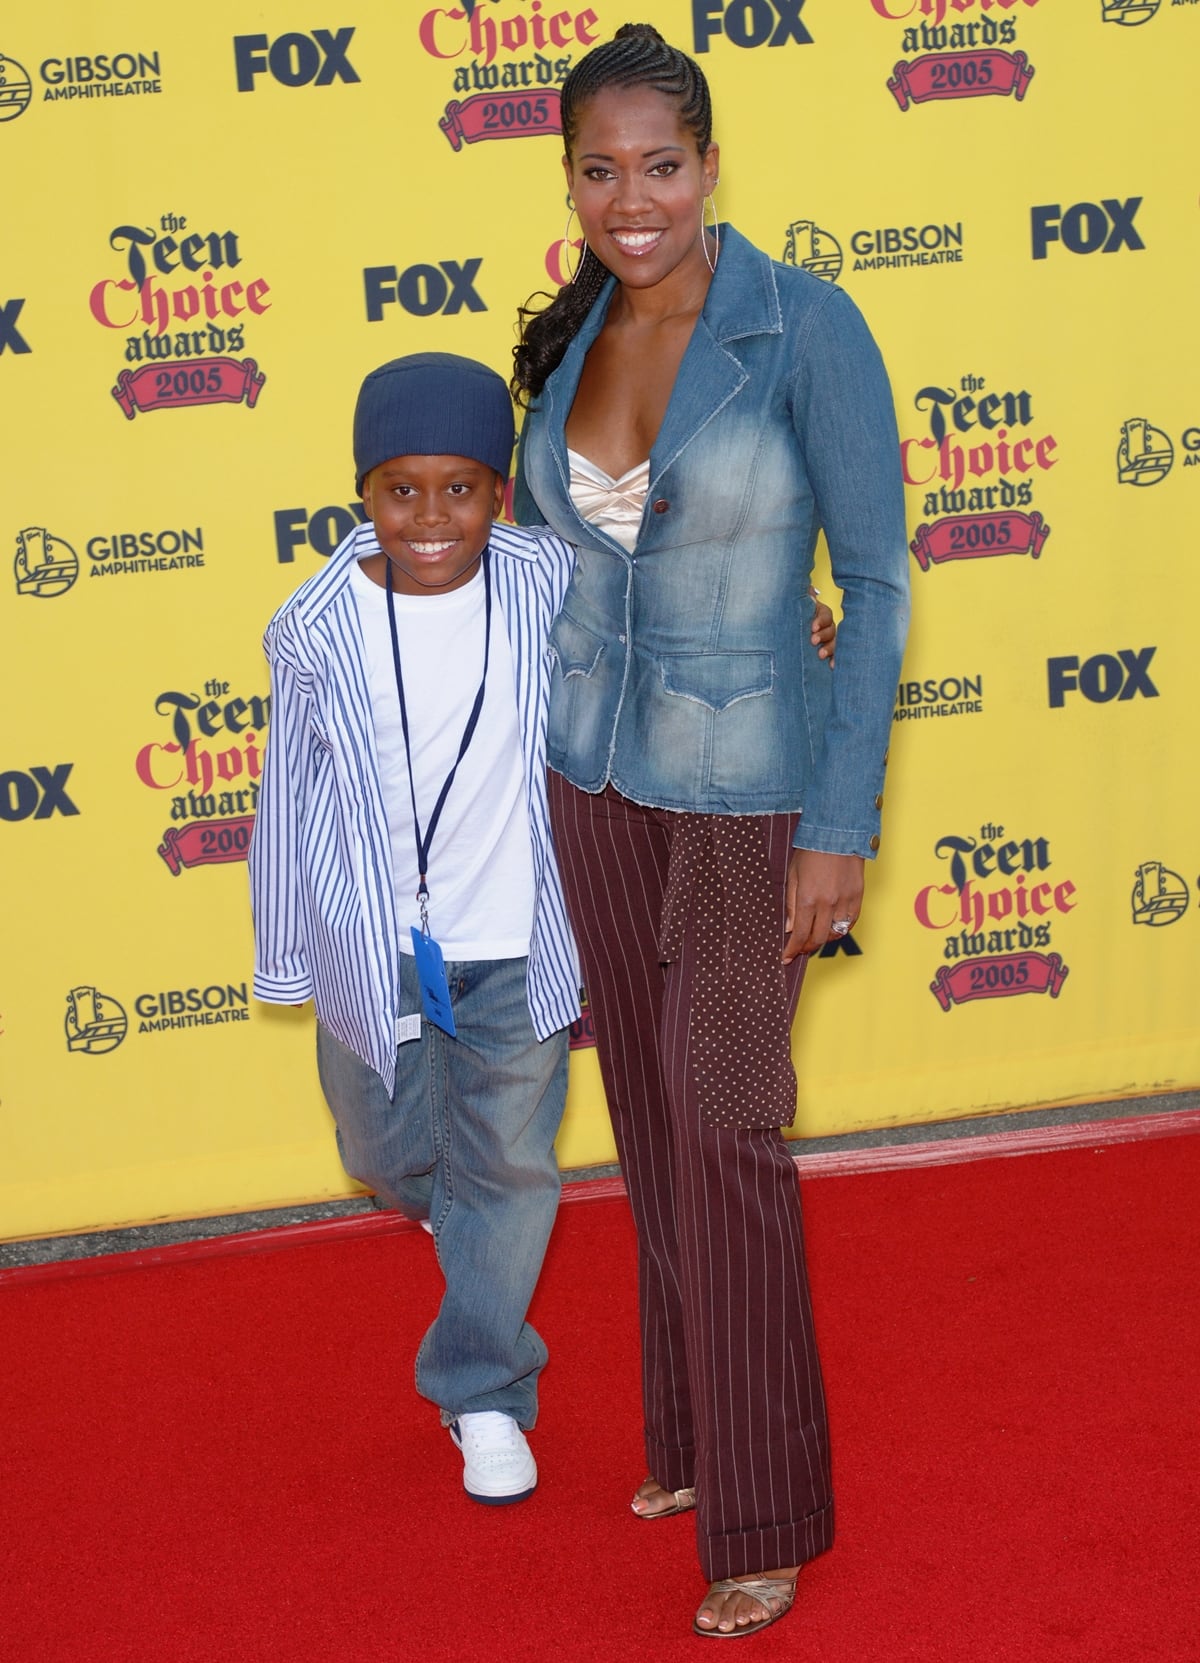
[0,53,32,120]
[65,981,251,1050]
[1116,418,1173,486]
[783,215,966,279]
[1130,861,1189,926]
[14,523,205,596]
[1101,0,1161,23]
[0,47,162,122]
[14,527,78,597]
[65,986,128,1054]
[782,220,843,282]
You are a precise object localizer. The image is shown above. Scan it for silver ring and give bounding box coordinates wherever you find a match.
[831,918,852,936]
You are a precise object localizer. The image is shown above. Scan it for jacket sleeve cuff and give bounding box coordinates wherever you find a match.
[253,972,314,1003]
[792,819,882,859]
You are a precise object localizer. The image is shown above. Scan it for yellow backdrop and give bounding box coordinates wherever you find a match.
[2,0,1197,1240]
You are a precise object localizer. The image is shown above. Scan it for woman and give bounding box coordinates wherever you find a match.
[512,24,910,1638]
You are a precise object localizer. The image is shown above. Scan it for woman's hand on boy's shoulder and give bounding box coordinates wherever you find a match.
[809,586,836,667]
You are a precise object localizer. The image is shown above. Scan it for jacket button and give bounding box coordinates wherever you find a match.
[652,498,669,514]
[874,793,883,810]
[869,834,880,851]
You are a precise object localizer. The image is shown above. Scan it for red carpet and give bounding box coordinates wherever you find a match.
[2,1133,1198,1662]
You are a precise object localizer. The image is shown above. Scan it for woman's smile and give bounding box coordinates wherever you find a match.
[608,228,666,256]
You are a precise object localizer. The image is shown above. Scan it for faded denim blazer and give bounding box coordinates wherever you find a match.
[514,226,910,859]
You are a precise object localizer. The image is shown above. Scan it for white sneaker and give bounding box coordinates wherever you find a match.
[448,1411,537,1505]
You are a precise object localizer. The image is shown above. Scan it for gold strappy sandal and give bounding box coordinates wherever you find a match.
[692,1573,798,1639]
[630,1477,697,1520]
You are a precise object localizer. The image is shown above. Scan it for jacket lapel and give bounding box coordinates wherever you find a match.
[650,228,783,490]
[648,316,748,492]
[540,229,785,534]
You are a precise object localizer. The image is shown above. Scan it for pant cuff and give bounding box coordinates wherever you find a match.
[437,1403,537,1432]
[701,1499,835,1582]
[643,1428,696,1493]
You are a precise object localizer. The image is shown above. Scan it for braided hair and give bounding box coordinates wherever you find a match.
[511,24,714,405]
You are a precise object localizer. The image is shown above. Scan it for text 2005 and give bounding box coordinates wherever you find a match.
[928,58,994,92]
[480,97,552,132]
[968,959,1029,993]
[948,519,1012,553]
[155,365,225,400]
[199,824,251,858]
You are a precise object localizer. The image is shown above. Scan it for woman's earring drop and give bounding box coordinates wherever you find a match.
[563,197,583,284]
[702,189,720,274]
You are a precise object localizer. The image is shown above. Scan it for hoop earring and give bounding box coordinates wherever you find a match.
[701,190,720,274]
[563,199,584,285]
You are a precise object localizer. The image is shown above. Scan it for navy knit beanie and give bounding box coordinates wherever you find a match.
[353,352,515,493]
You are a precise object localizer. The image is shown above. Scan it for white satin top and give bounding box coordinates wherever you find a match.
[567,449,649,553]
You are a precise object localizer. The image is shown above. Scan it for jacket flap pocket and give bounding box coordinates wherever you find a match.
[549,612,606,679]
[659,651,774,712]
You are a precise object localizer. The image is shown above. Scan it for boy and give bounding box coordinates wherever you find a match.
[249,353,580,1505]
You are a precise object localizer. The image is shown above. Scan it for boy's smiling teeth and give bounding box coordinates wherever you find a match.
[409,540,455,552]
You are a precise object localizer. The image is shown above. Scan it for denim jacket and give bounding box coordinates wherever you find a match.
[514,226,910,858]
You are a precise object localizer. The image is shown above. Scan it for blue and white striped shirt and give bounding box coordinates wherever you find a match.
[248,519,581,1095]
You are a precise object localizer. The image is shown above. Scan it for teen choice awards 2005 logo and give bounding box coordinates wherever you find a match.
[419,0,598,151]
[870,0,1038,112]
[915,821,1072,1011]
[903,371,1053,572]
[89,212,268,418]
[135,678,268,874]
[568,989,596,1050]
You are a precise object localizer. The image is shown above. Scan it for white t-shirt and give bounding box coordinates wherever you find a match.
[349,557,535,959]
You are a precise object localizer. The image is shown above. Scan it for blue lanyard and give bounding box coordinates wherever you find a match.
[385,551,492,934]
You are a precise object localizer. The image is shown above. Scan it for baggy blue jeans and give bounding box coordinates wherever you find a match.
[316,953,568,1430]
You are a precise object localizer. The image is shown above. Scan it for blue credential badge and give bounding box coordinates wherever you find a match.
[411,926,457,1036]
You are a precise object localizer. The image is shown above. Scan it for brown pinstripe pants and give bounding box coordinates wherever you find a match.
[548,773,834,1581]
